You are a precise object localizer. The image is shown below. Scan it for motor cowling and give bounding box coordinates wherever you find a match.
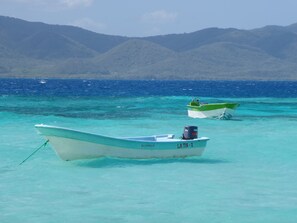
[183,126,198,139]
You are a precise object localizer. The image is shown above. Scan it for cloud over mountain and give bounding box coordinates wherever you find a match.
[141,10,178,24]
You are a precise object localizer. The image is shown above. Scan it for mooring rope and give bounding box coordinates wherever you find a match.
[19,140,49,165]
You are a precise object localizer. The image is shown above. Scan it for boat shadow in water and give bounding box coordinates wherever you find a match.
[227,118,243,121]
[213,117,243,121]
[74,157,229,168]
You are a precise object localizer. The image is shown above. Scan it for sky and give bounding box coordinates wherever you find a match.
[1,0,297,37]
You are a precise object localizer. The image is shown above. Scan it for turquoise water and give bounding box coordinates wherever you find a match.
[1,93,297,222]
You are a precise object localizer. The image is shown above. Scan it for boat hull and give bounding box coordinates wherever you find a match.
[188,107,236,119]
[187,103,238,119]
[35,125,209,161]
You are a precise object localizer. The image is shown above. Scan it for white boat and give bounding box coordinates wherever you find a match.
[35,124,209,161]
[187,98,239,119]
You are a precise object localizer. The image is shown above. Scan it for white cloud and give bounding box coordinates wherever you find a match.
[141,10,178,24]
[60,0,93,7]
[71,18,106,33]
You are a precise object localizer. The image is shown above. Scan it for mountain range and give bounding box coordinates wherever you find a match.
[1,15,297,80]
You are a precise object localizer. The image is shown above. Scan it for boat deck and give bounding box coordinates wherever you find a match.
[123,134,176,142]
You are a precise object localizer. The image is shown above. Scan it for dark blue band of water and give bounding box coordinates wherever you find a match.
[1,79,297,98]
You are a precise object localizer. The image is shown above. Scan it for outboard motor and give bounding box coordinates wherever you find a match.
[182,126,198,140]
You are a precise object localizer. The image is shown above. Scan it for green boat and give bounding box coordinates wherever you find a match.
[187,98,239,119]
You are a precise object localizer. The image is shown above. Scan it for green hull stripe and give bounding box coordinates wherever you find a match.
[187,103,239,111]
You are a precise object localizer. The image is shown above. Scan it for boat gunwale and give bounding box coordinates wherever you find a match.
[35,124,209,150]
[187,102,239,111]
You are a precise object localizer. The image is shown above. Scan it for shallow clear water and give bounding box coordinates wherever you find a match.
[1,80,297,223]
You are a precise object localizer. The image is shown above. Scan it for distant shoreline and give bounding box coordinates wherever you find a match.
[1,76,296,82]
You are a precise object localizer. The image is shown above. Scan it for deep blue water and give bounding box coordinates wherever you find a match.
[1,78,297,97]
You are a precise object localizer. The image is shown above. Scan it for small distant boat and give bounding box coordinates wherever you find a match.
[35,124,209,161]
[187,98,239,119]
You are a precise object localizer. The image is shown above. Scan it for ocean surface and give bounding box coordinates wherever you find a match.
[1,79,297,223]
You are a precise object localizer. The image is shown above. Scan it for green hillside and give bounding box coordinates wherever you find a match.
[1,15,297,80]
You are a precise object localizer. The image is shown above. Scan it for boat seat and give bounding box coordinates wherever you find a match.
[154,134,175,141]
